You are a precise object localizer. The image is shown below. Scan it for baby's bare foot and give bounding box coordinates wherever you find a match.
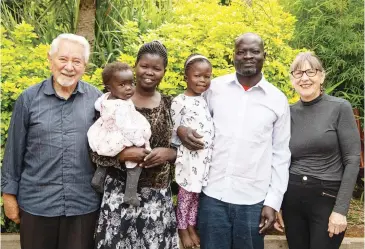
[188,225,200,247]
[179,229,194,248]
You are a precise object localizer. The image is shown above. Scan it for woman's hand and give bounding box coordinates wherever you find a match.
[3,193,20,224]
[177,126,204,151]
[140,147,177,168]
[328,212,347,237]
[118,147,150,163]
[273,210,285,232]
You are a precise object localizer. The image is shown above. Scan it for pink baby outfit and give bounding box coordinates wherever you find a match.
[87,92,151,168]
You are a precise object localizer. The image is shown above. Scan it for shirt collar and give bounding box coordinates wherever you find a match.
[232,73,269,94]
[43,76,85,96]
[254,75,270,94]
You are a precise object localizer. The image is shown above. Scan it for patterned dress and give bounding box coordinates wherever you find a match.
[88,92,151,168]
[171,94,214,193]
[92,95,179,249]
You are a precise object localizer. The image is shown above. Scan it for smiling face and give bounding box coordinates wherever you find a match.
[48,39,86,87]
[290,60,325,102]
[135,53,165,91]
[185,61,212,96]
[105,70,135,100]
[234,34,266,77]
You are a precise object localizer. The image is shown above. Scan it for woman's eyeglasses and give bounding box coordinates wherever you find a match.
[290,69,321,79]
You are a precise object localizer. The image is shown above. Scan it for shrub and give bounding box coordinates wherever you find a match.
[119,0,301,103]
[1,1,302,230]
[1,23,49,147]
[280,0,364,119]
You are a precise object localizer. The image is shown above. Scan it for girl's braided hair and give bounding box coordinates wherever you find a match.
[136,40,168,68]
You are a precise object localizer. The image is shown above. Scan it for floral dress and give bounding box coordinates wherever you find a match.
[171,94,214,193]
[92,95,179,249]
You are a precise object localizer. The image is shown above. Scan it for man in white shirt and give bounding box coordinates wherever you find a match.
[177,32,291,249]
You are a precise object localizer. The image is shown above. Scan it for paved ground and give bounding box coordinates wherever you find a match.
[1,234,364,249]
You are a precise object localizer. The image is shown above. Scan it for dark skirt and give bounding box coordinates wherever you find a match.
[94,169,179,249]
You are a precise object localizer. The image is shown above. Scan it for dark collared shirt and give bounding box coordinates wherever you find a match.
[1,77,102,217]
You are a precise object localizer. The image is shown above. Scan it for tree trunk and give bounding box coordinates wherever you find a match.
[76,0,96,53]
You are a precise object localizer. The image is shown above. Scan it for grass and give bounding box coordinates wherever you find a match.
[348,198,364,226]
[346,198,364,237]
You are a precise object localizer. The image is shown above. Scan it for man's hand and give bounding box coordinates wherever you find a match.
[118,147,150,163]
[273,210,285,232]
[177,126,204,151]
[328,211,347,237]
[140,148,177,168]
[3,193,20,224]
[259,206,276,234]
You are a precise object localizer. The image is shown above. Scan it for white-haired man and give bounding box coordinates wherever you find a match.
[2,34,102,249]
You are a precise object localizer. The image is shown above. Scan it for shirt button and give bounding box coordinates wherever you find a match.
[303,176,307,181]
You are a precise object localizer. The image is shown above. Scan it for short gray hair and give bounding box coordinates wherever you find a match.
[290,52,325,73]
[49,33,90,63]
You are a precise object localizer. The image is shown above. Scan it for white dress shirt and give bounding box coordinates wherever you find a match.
[203,73,291,211]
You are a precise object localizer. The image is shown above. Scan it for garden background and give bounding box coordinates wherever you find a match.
[1,0,364,235]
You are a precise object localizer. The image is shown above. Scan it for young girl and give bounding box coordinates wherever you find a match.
[87,62,151,206]
[171,54,215,248]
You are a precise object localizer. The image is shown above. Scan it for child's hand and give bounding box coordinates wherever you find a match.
[118,147,150,163]
[140,147,176,168]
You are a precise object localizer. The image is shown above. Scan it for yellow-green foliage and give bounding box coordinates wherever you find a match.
[1,0,302,154]
[1,23,48,148]
[1,0,301,160]
[119,0,301,103]
[1,0,301,231]
[82,67,104,90]
[0,23,104,148]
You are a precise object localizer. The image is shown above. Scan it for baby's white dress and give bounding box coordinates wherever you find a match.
[171,94,215,193]
[87,92,151,168]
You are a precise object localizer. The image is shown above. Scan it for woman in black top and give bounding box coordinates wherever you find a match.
[278,52,360,249]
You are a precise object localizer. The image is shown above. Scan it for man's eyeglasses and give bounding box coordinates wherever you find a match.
[290,69,321,79]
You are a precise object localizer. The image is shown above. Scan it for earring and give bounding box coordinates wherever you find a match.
[320,83,324,94]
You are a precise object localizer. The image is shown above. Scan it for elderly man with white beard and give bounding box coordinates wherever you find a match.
[2,34,102,249]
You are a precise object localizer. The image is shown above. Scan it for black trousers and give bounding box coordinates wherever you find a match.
[20,209,98,249]
[282,174,345,249]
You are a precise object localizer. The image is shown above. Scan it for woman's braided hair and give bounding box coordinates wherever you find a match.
[136,40,168,68]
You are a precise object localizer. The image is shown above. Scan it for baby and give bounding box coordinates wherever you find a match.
[88,62,151,206]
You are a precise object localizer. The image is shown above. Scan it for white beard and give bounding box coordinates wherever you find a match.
[56,75,76,87]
